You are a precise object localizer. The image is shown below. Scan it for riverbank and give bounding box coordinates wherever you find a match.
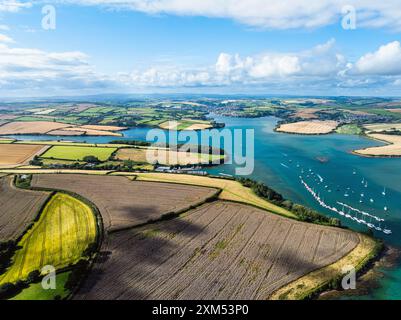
[353,133,401,158]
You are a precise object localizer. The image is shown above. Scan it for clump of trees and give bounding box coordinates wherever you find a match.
[29,155,43,166]
[110,140,151,147]
[82,155,101,164]
[237,178,340,227]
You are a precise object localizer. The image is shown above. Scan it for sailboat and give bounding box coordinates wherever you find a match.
[367,216,374,229]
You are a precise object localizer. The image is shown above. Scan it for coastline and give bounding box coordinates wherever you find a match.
[318,244,400,300]
[269,233,382,300]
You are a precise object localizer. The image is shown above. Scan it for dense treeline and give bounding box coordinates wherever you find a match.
[237,178,340,227]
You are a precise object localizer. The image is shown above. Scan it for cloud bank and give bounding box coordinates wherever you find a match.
[1,37,401,95]
[34,0,401,30]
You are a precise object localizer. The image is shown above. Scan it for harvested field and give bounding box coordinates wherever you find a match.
[50,127,122,136]
[354,134,401,157]
[47,130,85,136]
[124,172,295,218]
[116,148,222,165]
[75,201,359,300]
[364,123,401,133]
[159,121,178,130]
[0,115,18,120]
[183,123,213,130]
[80,125,127,131]
[0,176,49,241]
[0,193,97,285]
[0,121,69,135]
[270,234,377,300]
[276,120,339,135]
[292,108,320,119]
[388,109,401,114]
[0,144,49,167]
[31,174,219,231]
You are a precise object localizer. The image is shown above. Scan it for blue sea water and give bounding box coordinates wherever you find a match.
[10,116,401,299]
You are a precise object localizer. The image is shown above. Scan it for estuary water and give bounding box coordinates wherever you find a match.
[10,115,401,299]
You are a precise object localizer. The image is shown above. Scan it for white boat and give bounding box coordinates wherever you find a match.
[370,198,374,203]
[382,187,386,196]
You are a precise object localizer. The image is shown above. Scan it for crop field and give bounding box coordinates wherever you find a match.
[126,172,295,218]
[11,271,71,300]
[116,148,222,165]
[354,134,401,157]
[0,139,14,144]
[364,123,401,133]
[159,119,213,131]
[0,121,70,135]
[0,193,97,285]
[276,121,339,135]
[335,124,363,135]
[31,174,219,231]
[74,201,359,300]
[0,176,49,241]
[291,108,321,119]
[0,144,48,167]
[41,145,116,161]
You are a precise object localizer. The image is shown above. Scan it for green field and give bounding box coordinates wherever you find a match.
[41,145,117,161]
[0,139,14,144]
[11,271,71,300]
[336,124,363,135]
[0,193,97,285]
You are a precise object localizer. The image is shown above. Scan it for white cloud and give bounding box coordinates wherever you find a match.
[353,41,401,75]
[0,33,14,43]
[46,0,401,30]
[0,0,32,12]
[1,39,401,96]
[0,42,114,94]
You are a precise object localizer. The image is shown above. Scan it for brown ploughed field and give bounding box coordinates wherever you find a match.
[31,174,219,232]
[74,201,359,300]
[0,176,49,241]
[0,144,48,167]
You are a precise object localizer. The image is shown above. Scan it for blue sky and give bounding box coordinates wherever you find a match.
[1,1,401,97]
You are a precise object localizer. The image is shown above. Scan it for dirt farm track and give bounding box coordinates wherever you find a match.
[73,201,358,300]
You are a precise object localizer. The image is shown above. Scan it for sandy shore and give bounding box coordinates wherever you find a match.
[354,134,401,157]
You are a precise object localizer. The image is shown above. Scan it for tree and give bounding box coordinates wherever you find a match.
[83,155,100,163]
